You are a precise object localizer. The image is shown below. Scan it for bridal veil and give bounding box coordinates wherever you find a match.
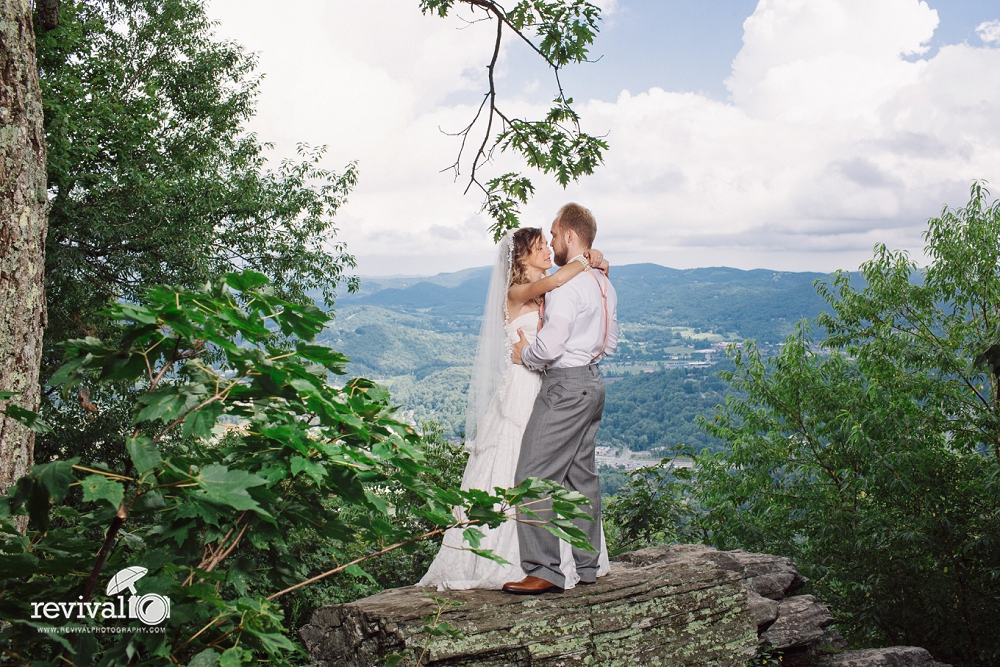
[465,231,515,450]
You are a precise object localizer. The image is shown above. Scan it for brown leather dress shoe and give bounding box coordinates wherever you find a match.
[501,576,564,595]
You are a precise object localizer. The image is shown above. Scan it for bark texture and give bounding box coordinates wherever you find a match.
[0,0,47,495]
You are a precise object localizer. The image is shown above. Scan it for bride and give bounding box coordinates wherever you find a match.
[418,227,611,591]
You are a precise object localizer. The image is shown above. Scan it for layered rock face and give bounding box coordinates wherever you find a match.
[617,546,949,667]
[300,544,949,667]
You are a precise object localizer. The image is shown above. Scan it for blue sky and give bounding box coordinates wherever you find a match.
[207,0,1000,275]
[557,0,1000,101]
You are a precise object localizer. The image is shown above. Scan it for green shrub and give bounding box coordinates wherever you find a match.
[693,184,1000,667]
[0,272,591,665]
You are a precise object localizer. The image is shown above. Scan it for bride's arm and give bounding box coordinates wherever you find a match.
[507,259,581,306]
[508,249,608,305]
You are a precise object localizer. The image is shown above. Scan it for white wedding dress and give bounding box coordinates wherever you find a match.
[418,310,611,591]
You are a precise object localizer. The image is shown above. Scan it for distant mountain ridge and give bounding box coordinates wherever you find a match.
[340,263,839,342]
[325,262,849,445]
[345,266,492,296]
[339,269,489,315]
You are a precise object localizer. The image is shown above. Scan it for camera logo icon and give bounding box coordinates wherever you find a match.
[107,567,172,626]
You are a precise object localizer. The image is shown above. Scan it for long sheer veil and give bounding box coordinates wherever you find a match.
[465,232,515,449]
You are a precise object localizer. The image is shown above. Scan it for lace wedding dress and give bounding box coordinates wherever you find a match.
[417,310,611,591]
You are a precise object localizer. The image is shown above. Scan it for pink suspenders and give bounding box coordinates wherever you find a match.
[535,269,611,363]
[587,269,611,363]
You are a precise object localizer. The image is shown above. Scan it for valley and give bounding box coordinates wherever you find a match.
[319,263,838,451]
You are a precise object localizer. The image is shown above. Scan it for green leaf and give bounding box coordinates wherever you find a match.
[187,648,221,667]
[258,462,289,486]
[219,647,252,667]
[176,498,223,526]
[81,474,124,508]
[135,385,204,425]
[47,354,91,389]
[259,425,312,454]
[227,567,253,596]
[126,435,162,474]
[547,516,595,551]
[290,455,327,484]
[226,270,270,292]
[182,400,224,440]
[0,552,40,576]
[154,519,195,547]
[197,464,267,513]
[2,404,53,434]
[462,526,484,549]
[364,490,390,516]
[135,489,166,510]
[344,563,378,586]
[424,619,463,640]
[467,547,510,566]
[117,302,159,325]
[36,459,78,504]
[241,630,297,654]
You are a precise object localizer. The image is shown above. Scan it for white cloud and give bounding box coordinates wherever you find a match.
[977,19,1000,44]
[207,0,1000,275]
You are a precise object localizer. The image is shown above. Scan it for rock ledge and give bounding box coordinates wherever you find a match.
[300,544,950,667]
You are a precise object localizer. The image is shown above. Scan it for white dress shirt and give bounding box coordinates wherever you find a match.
[520,268,618,370]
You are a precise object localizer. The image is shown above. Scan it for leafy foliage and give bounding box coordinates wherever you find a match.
[276,423,469,630]
[31,0,364,525]
[0,272,593,665]
[691,184,1000,667]
[386,596,466,667]
[36,0,359,378]
[603,454,697,556]
[599,362,738,454]
[418,0,607,240]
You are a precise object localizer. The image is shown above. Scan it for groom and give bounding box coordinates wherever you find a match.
[503,203,618,595]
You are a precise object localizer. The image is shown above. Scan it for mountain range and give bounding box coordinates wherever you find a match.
[319,263,845,451]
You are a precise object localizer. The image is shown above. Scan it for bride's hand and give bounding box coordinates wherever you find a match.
[585,249,610,275]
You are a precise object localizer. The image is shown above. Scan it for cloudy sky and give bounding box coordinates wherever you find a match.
[206,0,1000,275]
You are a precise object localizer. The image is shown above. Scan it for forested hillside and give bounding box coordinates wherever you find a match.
[323,264,834,440]
[599,361,739,454]
[610,264,839,357]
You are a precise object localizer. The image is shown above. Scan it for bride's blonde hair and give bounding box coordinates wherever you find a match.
[509,227,544,287]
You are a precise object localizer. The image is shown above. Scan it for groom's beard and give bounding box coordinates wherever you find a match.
[553,247,568,266]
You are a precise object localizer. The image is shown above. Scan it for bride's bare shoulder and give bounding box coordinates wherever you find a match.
[506,294,540,322]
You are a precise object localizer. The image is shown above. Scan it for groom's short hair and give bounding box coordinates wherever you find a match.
[556,203,597,248]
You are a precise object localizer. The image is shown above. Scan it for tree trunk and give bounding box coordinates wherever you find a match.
[0,0,48,508]
[36,0,60,32]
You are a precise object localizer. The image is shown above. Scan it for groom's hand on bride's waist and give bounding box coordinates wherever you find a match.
[511,329,529,365]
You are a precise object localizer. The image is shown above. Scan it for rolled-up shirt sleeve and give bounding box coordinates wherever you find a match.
[520,290,578,370]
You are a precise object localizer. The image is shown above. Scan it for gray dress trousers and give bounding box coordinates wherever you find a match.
[514,363,605,588]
